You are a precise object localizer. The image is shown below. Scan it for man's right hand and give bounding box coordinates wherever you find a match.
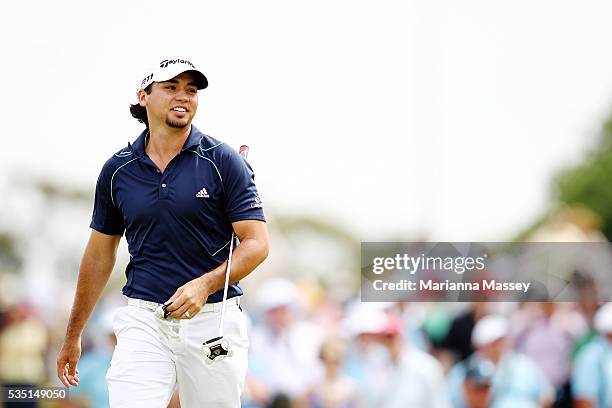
[56,338,82,387]
[56,230,121,387]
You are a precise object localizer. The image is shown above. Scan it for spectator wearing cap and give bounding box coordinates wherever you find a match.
[244,278,323,408]
[572,302,612,408]
[462,356,495,408]
[447,315,554,408]
[340,304,391,387]
[357,313,450,408]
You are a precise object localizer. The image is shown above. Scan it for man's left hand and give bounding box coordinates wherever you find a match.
[164,276,211,319]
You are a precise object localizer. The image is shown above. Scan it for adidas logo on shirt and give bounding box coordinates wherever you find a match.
[195,187,209,198]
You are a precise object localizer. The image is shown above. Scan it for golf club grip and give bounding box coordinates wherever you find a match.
[239,145,249,160]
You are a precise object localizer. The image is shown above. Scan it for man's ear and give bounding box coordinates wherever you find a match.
[137,89,148,107]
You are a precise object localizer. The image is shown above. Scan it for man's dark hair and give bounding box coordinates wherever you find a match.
[129,84,153,127]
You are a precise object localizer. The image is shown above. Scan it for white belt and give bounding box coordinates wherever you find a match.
[127,296,240,314]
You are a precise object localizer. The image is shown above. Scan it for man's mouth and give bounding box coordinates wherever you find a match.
[171,107,187,112]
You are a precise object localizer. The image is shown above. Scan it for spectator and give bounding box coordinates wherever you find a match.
[571,302,612,408]
[447,315,554,408]
[572,273,600,358]
[462,355,494,408]
[245,278,323,408]
[358,314,450,408]
[0,303,48,408]
[341,303,392,386]
[307,337,357,408]
[439,303,490,362]
[512,303,580,407]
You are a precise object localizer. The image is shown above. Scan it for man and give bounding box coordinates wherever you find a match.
[440,303,490,362]
[461,355,494,408]
[56,58,270,407]
[245,278,323,407]
[447,315,553,408]
[512,303,579,407]
[458,351,543,408]
[572,302,612,408]
[352,310,450,408]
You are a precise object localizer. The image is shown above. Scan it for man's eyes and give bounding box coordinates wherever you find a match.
[163,85,196,93]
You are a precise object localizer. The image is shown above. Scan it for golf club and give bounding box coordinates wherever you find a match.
[202,144,249,363]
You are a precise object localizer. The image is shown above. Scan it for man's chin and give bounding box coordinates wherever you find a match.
[166,119,190,128]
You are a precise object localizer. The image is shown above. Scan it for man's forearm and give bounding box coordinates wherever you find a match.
[65,254,116,340]
[200,237,268,294]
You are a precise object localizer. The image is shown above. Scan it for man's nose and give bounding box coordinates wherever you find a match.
[175,89,190,101]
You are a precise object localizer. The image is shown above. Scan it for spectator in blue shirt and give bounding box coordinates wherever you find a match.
[447,314,554,408]
[572,302,612,408]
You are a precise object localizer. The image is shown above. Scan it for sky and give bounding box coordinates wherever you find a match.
[2,0,612,241]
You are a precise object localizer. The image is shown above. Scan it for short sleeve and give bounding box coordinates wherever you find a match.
[89,161,125,236]
[219,148,266,223]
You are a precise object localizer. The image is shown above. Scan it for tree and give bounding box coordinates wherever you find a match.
[555,117,612,240]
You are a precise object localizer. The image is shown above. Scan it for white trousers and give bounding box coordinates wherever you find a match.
[106,297,249,408]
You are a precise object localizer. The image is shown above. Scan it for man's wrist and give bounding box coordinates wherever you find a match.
[198,273,216,297]
[64,332,82,343]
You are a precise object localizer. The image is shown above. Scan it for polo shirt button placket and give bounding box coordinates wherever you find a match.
[160,181,169,199]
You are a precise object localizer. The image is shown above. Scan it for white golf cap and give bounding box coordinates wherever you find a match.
[472,315,510,347]
[342,304,388,337]
[594,302,612,334]
[139,57,208,91]
[257,278,298,311]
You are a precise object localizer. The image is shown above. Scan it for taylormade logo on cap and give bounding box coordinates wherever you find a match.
[159,59,195,69]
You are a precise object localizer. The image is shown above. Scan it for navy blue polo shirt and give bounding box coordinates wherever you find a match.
[90,125,266,304]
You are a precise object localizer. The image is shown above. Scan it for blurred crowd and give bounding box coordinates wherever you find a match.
[1,273,611,408]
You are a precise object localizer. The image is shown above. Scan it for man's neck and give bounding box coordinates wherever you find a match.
[146,124,191,158]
